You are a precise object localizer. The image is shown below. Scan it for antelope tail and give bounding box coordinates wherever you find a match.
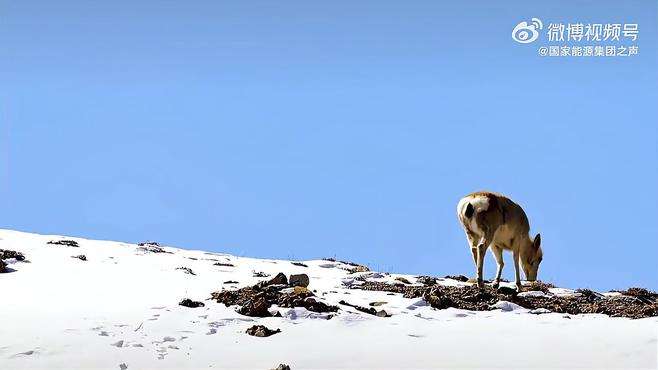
[464,203,474,218]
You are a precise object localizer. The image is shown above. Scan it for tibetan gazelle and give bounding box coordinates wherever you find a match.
[457,191,543,291]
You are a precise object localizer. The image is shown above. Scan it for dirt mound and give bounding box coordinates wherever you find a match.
[614,287,658,304]
[245,325,280,337]
[525,281,555,293]
[514,289,658,319]
[0,249,26,261]
[355,281,658,319]
[211,274,338,317]
[48,240,79,247]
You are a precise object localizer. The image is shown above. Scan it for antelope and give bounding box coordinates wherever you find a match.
[457,191,543,291]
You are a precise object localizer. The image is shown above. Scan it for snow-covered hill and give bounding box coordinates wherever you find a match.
[0,229,656,369]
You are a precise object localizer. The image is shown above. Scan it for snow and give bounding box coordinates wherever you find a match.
[1,229,656,369]
[490,300,526,312]
[518,290,550,298]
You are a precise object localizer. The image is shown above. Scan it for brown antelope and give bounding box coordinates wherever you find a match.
[457,191,543,291]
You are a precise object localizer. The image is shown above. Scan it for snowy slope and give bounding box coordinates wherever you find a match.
[0,229,656,370]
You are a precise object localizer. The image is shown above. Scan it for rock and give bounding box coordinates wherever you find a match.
[0,259,6,273]
[176,267,195,275]
[212,277,338,317]
[289,273,309,287]
[416,275,438,285]
[444,275,469,282]
[576,289,605,301]
[267,272,288,286]
[0,249,26,261]
[291,261,308,267]
[137,241,160,247]
[497,286,518,296]
[245,325,281,337]
[179,298,205,308]
[224,280,239,284]
[375,310,390,317]
[339,300,391,317]
[345,265,369,274]
[47,239,79,247]
[213,262,235,267]
[292,286,309,294]
[253,271,270,277]
[395,277,412,284]
[72,255,87,261]
[272,364,290,370]
[237,296,271,317]
[369,301,387,307]
[136,242,170,254]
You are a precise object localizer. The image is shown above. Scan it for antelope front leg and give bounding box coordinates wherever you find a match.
[513,249,522,292]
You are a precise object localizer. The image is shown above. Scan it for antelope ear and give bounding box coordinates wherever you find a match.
[533,233,541,249]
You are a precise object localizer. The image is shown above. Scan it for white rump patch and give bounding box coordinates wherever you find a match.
[468,196,490,212]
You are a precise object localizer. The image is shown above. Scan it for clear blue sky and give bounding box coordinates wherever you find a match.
[1,1,656,290]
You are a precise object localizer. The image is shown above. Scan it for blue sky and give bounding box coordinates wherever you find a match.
[1,1,656,290]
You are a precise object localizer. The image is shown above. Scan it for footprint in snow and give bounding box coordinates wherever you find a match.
[408,334,426,338]
[413,313,434,321]
[11,349,39,358]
